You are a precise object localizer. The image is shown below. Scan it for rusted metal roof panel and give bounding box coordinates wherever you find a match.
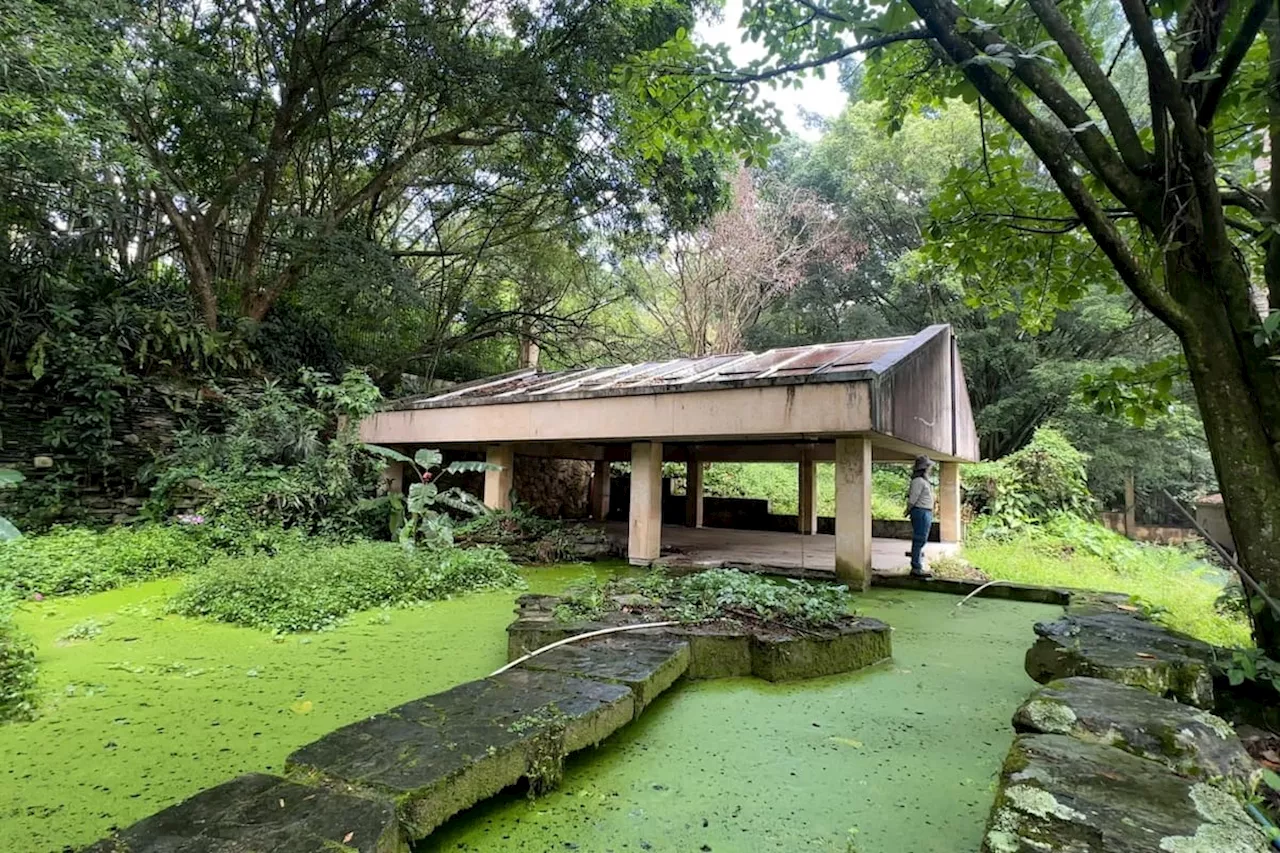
[391,334,924,410]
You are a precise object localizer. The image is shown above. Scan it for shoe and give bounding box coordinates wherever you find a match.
[909,570,933,579]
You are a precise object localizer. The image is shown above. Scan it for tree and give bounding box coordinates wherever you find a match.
[636,165,862,355]
[114,0,757,332]
[754,100,1183,460]
[672,0,1280,649]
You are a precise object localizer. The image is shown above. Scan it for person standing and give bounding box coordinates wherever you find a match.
[905,456,935,578]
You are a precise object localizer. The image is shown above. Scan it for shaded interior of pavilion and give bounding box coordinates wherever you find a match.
[362,325,978,588]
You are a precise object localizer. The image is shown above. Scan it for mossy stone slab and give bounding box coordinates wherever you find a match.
[287,670,633,839]
[519,635,690,714]
[983,734,1267,853]
[750,617,892,682]
[1013,677,1258,787]
[81,773,405,853]
[1024,613,1223,708]
[677,623,754,678]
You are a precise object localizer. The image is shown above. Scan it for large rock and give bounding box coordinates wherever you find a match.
[1013,677,1259,787]
[287,669,633,840]
[1024,613,1223,708]
[984,734,1269,853]
[82,773,405,853]
[519,634,690,715]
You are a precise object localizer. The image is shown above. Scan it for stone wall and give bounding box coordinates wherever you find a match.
[0,378,201,525]
[442,453,592,519]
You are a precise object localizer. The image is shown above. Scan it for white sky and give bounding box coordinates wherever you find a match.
[695,0,849,141]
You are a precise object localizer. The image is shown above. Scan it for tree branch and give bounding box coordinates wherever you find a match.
[907,0,1190,332]
[949,8,1150,212]
[1024,0,1150,173]
[714,30,932,83]
[1199,0,1273,125]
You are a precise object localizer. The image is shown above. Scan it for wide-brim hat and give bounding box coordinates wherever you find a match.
[914,455,934,470]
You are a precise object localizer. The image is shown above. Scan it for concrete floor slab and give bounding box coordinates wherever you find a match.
[600,522,958,576]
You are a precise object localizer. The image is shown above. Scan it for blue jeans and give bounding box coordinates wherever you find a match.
[910,506,932,573]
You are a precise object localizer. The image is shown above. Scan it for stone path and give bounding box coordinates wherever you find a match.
[83,611,890,852]
[81,773,403,853]
[982,608,1270,852]
[1024,611,1225,708]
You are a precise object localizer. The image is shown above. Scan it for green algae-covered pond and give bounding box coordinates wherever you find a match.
[1,564,1056,853]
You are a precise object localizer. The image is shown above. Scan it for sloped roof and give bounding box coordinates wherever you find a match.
[390,335,918,411]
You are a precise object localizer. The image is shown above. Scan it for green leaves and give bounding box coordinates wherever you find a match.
[1078,356,1185,427]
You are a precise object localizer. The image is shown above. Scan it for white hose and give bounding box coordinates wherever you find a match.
[952,579,1009,611]
[489,620,681,677]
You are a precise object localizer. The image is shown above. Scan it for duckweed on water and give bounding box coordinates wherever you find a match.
[2,563,1055,853]
[1,564,609,852]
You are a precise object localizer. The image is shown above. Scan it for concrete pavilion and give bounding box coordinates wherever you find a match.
[360,324,979,589]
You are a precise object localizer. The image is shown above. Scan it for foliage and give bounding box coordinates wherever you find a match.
[1225,649,1280,696]
[0,598,38,723]
[169,541,521,633]
[963,427,1092,532]
[364,447,493,547]
[554,568,850,627]
[147,371,384,539]
[964,520,1250,649]
[0,525,211,598]
[455,509,604,563]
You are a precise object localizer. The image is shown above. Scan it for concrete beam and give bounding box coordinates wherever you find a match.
[629,442,663,565]
[590,459,611,522]
[363,383,874,447]
[483,445,514,510]
[834,437,872,590]
[939,461,962,543]
[798,449,817,535]
[685,456,704,528]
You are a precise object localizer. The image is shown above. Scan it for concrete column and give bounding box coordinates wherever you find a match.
[629,441,663,565]
[483,445,514,511]
[589,459,611,521]
[939,461,962,543]
[381,460,405,496]
[798,449,818,535]
[684,455,704,528]
[834,437,872,591]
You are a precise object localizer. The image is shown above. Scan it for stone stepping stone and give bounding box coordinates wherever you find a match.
[1013,677,1259,787]
[287,669,632,840]
[1024,612,1224,708]
[519,634,690,714]
[985,734,1268,853]
[81,773,404,853]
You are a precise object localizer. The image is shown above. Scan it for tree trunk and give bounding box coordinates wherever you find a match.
[1172,252,1280,652]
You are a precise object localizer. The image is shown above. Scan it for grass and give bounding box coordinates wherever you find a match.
[695,462,909,520]
[962,516,1250,649]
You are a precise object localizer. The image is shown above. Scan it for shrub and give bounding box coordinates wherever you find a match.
[554,568,850,627]
[964,426,1093,532]
[146,370,385,539]
[0,525,212,597]
[0,600,38,722]
[169,541,521,632]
